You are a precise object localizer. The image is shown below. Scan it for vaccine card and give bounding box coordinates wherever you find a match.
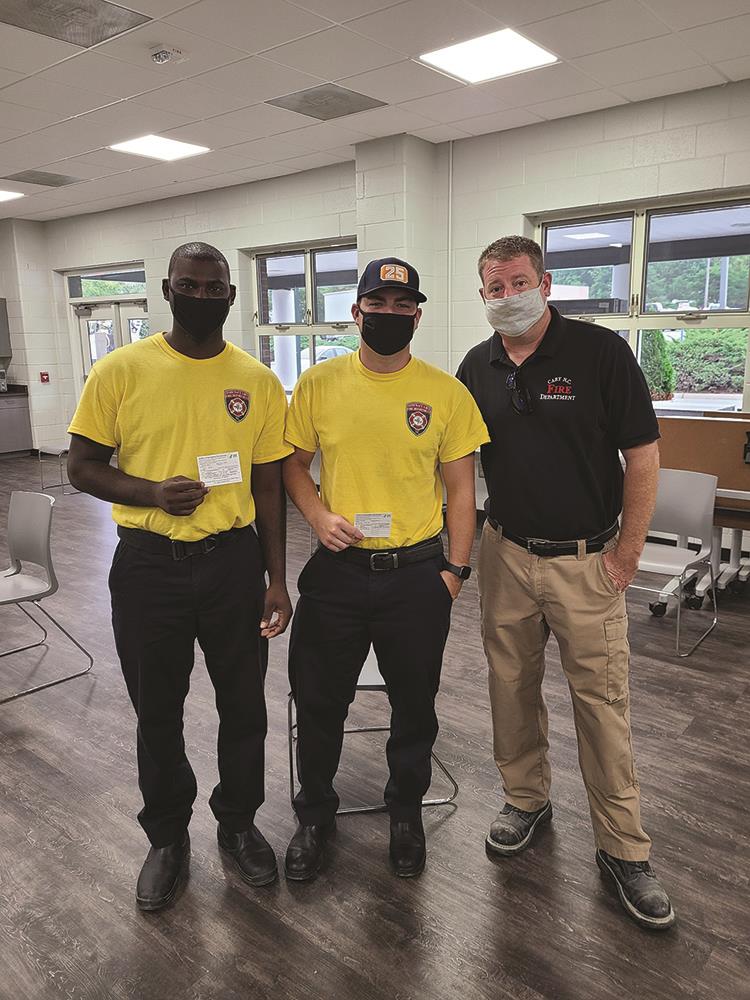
[354,512,392,538]
[197,451,243,487]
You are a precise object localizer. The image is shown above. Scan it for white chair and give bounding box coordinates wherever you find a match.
[38,440,79,495]
[631,469,718,657]
[288,647,458,815]
[0,491,93,704]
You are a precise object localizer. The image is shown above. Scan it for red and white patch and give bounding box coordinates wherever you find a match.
[224,388,249,422]
[406,401,432,436]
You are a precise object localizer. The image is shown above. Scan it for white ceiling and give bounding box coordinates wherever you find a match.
[0,0,747,221]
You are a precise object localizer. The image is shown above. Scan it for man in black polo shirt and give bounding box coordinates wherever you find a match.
[457,235,674,931]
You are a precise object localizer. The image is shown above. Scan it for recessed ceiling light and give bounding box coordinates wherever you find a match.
[609,242,624,248]
[419,29,557,85]
[563,232,611,240]
[0,191,24,202]
[108,134,210,161]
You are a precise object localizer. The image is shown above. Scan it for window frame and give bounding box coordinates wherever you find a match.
[537,198,750,360]
[251,240,358,337]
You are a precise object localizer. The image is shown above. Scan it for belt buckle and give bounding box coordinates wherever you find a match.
[200,535,217,555]
[370,550,398,571]
[527,536,546,554]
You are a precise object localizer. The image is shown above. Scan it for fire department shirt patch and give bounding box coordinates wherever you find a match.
[224,388,249,422]
[406,401,432,436]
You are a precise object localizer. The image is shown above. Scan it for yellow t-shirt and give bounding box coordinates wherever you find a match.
[285,351,490,549]
[68,333,292,541]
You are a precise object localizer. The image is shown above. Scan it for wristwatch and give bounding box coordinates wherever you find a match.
[444,561,472,580]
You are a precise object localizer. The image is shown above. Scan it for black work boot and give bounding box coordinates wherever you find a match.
[389,818,426,878]
[218,824,278,887]
[485,801,552,856]
[596,849,675,931]
[284,820,335,881]
[136,834,190,911]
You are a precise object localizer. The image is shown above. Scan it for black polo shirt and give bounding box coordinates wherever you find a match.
[456,306,659,541]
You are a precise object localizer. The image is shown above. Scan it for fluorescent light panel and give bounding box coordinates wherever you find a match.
[108,134,210,161]
[0,190,24,202]
[564,232,611,240]
[419,29,557,85]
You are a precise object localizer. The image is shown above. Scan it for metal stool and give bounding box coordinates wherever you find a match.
[288,648,459,816]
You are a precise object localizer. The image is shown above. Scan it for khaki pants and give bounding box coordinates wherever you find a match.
[477,521,651,861]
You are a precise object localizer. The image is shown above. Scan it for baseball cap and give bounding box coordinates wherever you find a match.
[356,257,427,304]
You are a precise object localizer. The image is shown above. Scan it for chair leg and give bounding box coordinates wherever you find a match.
[423,751,459,807]
[288,693,297,810]
[0,601,93,705]
[677,564,719,658]
[0,603,48,658]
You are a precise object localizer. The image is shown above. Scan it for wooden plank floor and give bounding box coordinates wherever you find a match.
[0,454,748,1000]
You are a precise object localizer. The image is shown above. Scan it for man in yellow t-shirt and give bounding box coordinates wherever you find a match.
[67,243,292,910]
[283,256,490,881]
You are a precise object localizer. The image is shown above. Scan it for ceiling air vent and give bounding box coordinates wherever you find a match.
[266,84,385,121]
[0,0,149,47]
[3,170,81,188]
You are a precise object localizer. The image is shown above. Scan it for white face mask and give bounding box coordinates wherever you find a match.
[484,284,547,338]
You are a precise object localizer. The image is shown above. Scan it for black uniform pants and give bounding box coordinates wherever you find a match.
[289,546,453,825]
[109,527,267,847]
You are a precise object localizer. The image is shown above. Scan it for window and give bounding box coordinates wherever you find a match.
[259,332,359,393]
[540,200,750,412]
[255,244,357,329]
[645,204,750,314]
[544,216,632,316]
[68,267,146,298]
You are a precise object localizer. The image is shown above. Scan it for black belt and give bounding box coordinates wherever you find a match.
[486,517,618,557]
[327,535,444,572]
[117,524,250,561]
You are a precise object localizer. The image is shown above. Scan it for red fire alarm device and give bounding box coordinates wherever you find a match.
[40,371,50,383]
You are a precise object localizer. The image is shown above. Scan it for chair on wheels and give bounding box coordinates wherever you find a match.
[630,468,718,658]
[288,647,459,815]
[0,491,94,704]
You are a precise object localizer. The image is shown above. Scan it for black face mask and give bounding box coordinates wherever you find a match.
[359,309,416,356]
[169,290,230,341]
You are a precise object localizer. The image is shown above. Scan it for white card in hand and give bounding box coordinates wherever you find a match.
[354,512,392,538]
[197,451,243,487]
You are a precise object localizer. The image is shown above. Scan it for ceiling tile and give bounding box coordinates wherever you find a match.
[274,151,348,173]
[279,121,371,152]
[190,55,326,102]
[0,77,117,116]
[639,0,750,31]
[479,62,600,108]
[290,0,402,22]
[0,100,63,131]
[263,27,403,80]
[345,0,500,58]
[119,0,197,14]
[132,78,252,117]
[159,116,261,148]
[398,87,509,123]
[196,103,316,143]
[678,15,750,64]
[573,35,706,87]
[0,22,84,74]
[716,56,750,83]
[164,0,331,52]
[33,155,129,180]
[467,0,610,26]
[77,102,196,144]
[95,22,248,80]
[223,134,312,162]
[33,52,170,100]
[337,59,464,104]
[0,125,21,141]
[341,104,437,136]
[410,123,473,142]
[528,89,628,120]
[522,0,670,60]
[614,65,726,102]
[0,68,23,87]
[460,107,544,135]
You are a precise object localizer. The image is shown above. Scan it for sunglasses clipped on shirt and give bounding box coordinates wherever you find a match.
[505,368,534,415]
